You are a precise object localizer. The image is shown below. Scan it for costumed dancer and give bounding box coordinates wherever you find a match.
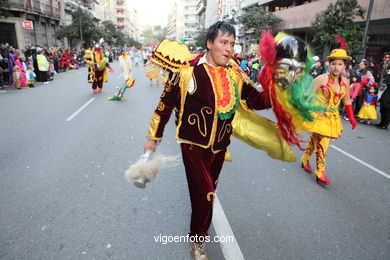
[141,22,320,260]
[300,35,357,185]
[143,22,274,260]
[85,45,114,94]
[112,49,135,99]
[119,49,132,82]
[357,84,378,125]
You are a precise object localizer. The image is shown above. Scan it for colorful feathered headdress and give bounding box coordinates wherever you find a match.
[258,31,324,150]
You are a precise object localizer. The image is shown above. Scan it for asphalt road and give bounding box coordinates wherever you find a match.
[1,62,389,260]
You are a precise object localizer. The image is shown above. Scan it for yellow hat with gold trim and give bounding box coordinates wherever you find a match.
[326,49,351,61]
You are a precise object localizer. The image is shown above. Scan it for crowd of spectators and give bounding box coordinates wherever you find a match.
[0,43,119,89]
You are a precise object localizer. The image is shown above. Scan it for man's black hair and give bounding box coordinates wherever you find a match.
[205,21,236,50]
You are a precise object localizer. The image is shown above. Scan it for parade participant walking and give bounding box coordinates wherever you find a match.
[85,45,113,94]
[143,21,271,260]
[118,49,132,82]
[301,36,357,185]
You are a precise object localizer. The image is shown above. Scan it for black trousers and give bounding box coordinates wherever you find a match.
[40,71,48,82]
[378,107,390,128]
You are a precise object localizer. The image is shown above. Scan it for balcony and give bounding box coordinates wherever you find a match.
[184,10,197,15]
[184,1,198,7]
[184,20,199,25]
[116,5,125,10]
[240,0,259,10]
[9,0,62,19]
[8,0,24,8]
[184,27,198,33]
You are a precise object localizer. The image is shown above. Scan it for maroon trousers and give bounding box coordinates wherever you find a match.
[92,69,104,89]
[180,143,226,240]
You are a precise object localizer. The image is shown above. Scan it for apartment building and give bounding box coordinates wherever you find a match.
[115,0,139,40]
[196,0,206,31]
[166,0,185,41]
[0,0,64,49]
[183,0,199,45]
[248,0,390,60]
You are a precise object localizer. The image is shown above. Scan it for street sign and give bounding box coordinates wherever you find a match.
[23,21,34,30]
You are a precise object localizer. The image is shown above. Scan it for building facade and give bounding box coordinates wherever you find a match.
[166,0,185,41]
[0,0,64,49]
[245,0,390,60]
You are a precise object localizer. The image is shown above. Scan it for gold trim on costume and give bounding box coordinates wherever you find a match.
[208,75,219,148]
[207,192,215,203]
[147,113,162,140]
[188,106,212,137]
[157,101,165,111]
[217,120,232,142]
[165,83,172,92]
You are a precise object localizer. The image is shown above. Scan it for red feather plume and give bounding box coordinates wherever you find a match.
[258,31,305,150]
[336,34,348,50]
[259,30,276,64]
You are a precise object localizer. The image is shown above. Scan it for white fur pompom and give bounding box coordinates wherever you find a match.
[124,152,180,186]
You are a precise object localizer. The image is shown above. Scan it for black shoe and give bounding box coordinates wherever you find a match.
[375,123,382,127]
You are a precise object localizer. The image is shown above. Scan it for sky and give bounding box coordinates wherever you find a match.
[128,0,175,27]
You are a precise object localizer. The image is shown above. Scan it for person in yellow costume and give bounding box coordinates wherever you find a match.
[301,39,357,185]
[85,45,113,94]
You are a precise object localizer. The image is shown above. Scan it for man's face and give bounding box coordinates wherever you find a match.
[206,31,235,67]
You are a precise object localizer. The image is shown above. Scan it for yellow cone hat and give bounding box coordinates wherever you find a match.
[326,49,351,61]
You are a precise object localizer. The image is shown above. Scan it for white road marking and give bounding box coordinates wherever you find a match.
[65,98,95,122]
[331,144,390,180]
[213,195,245,260]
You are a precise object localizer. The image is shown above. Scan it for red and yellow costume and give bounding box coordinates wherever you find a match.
[300,39,357,185]
[85,47,111,92]
[301,76,346,177]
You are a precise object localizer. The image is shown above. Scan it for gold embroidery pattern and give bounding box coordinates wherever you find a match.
[188,107,212,137]
[161,91,166,98]
[147,113,162,140]
[207,192,215,203]
[217,120,232,142]
[158,101,165,111]
[165,83,172,92]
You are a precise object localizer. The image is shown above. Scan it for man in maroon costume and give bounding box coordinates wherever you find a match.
[85,46,112,94]
[144,21,269,260]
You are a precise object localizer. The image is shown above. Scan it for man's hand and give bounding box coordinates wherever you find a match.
[144,139,157,153]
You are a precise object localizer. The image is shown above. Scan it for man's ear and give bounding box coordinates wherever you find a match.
[206,39,213,50]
